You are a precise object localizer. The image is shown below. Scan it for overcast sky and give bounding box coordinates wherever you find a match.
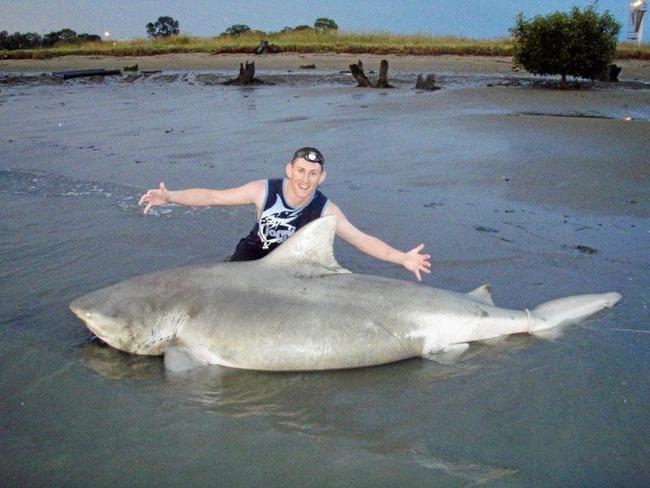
[1,1,642,41]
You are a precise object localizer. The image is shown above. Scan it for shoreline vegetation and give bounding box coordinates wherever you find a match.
[3,31,650,60]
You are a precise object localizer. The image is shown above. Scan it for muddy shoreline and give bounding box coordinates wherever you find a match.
[2,52,650,82]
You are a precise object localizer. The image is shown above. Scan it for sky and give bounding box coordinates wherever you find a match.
[0,1,643,41]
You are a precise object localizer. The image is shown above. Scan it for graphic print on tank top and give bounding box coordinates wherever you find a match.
[258,195,303,249]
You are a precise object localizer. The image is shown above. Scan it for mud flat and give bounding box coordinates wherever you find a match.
[2,52,650,81]
[1,56,649,487]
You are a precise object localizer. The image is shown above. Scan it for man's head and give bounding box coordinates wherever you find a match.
[286,147,327,201]
[292,147,325,167]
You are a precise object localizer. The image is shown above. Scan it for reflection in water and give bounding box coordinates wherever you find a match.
[79,337,533,484]
[78,340,164,381]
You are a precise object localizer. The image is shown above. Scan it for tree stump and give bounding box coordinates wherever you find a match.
[349,59,394,88]
[222,61,272,85]
[415,74,439,91]
[349,60,374,87]
[598,63,621,82]
[376,60,393,88]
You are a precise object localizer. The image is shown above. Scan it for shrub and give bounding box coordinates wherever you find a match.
[511,5,620,88]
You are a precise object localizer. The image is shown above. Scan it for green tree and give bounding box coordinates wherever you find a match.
[511,5,620,88]
[224,24,251,36]
[314,18,338,32]
[77,33,102,43]
[43,28,77,47]
[146,16,180,38]
[1,31,42,49]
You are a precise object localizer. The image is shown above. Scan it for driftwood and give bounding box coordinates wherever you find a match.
[222,61,272,85]
[123,64,138,72]
[51,68,121,80]
[415,74,440,91]
[253,41,280,55]
[349,60,393,88]
[299,64,317,70]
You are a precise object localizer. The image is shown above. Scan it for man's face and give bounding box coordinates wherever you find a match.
[286,158,326,200]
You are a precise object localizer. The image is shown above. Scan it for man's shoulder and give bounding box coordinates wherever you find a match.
[246,179,268,193]
[322,198,341,216]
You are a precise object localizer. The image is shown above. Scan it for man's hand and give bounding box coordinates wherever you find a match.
[402,244,431,282]
[138,182,169,214]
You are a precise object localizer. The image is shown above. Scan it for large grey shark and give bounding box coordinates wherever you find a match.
[70,216,622,371]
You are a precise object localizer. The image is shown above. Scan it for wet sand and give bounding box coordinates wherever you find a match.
[1,57,649,486]
[2,52,650,81]
[1,70,647,218]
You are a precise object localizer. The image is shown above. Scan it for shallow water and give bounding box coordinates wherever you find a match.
[1,76,649,486]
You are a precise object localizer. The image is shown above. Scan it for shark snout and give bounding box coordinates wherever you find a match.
[70,300,89,321]
[70,297,100,333]
[604,292,623,308]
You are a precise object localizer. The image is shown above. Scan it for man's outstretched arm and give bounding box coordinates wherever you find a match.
[323,202,431,281]
[138,180,265,214]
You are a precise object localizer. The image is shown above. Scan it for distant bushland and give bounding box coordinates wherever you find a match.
[0,28,101,50]
[1,29,648,60]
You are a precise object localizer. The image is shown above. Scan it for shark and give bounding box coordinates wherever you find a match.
[70,216,622,372]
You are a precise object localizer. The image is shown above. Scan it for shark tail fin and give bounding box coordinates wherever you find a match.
[530,292,622,336]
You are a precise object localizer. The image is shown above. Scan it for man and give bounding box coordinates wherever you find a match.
[138,147,431,280]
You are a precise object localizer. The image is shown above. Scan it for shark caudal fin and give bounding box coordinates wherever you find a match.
[530,292,622,337]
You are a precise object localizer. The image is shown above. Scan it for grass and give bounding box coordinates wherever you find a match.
[2,31,649,59]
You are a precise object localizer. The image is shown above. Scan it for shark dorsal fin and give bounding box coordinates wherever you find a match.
[467,284,494,306]
[261,216,350,275]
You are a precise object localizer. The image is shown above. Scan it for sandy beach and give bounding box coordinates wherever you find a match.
[2,52,650,81]
[1,55,648,218]
[1,51,649,486]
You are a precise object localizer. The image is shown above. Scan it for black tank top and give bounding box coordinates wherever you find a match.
[230,178,329,261]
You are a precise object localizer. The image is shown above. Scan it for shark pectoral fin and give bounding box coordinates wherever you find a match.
[164,343,209,373]
[466,284,495,306]
[530,327,565,341]
[423,343,470,365]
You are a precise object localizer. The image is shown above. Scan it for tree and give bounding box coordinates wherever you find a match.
[146,16,180,38]
[314,18,338,32]
[0,29,100,50]
[43,28,77,47]
[21,32,43,48]
[224,24,251,36]
[511,5,620,88]
[77,33,102,43]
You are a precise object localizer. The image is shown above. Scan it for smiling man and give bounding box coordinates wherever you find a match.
[139,147,431,280]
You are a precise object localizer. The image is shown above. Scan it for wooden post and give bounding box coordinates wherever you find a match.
[349,59,393,88]
[376,60,393,88]
[415,74,439,91]
[222,61,273,85]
